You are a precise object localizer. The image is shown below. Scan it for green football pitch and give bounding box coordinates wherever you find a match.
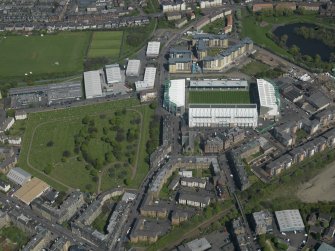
[0,32,91,77]
[188,90,251,104]
[87,31,123,58]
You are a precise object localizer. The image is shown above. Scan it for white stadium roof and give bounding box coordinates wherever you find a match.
[275,209,305,232]
[166,79,185,107]
[146,41,160,57]
[83,70,103,99]
[190,79,248,89]
[257,79,279,117]
[126,60,141,77]
[105,64,122,84]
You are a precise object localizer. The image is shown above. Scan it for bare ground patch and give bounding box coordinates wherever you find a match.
[297,161,335,202]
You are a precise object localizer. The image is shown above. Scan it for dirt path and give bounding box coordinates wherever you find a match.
[297,161,335,202]
[127,108,144,180]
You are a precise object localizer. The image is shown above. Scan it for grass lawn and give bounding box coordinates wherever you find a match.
[18,98,155,192]
[0,32,91,78]
[188,91,251,104]
[0,225,28,250]
[202,18,226,34]
[92,211,110,234]
[241,60,270,76]
[240,8,335,59]
[87,31,123,59]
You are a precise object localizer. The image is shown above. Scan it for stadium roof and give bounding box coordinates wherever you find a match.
[126,60,141,77]
[190,79,248,89]
[165,79,185,107]
[13,177,50,205]
[83,70,103,99]
[146,41,160,57]
[257,79,279,117]
[275,209,305,232]
[105,64,122,84]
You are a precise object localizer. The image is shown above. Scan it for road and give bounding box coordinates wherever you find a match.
[0,193,99,251]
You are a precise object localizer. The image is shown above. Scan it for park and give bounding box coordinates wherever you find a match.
[18,98,158,193]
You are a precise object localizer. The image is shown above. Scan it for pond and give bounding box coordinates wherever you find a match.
[273,23,334,61]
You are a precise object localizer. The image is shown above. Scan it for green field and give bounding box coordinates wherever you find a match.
[0,32,90,78]
[241,60,270,76]
[18,99,155,192]
[88,31,123,58]
[0,225,28,251]
[188,91,251,104]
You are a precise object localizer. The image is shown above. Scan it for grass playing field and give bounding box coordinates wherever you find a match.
[87,31,123,59]
[0,32,90,78]
[18,98,155,192]
[188,90,251,104]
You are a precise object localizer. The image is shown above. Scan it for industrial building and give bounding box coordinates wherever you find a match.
[126,60,141,77]
[7,167,31,186]
[188,104,258,128]
[163,79,185,115]
[9,82,82,109]
[275,209,305,232]
[104,64,123,85]
[257,79,280,119]
[83,70,103,99]
[146,41,161,58]
[135,67,157,91]
[13,177,50,205]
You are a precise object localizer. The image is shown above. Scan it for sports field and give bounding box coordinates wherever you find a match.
[188,91,251,104]
[87,31,123,58]
[0,32,90,77]
[18,98,155,192]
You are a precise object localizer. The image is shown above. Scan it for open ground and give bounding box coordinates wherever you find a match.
[18,98,154,192]
[297,161,335,202]
[87,31,123,59]
[188,90,251,104]
[0,32,90,78]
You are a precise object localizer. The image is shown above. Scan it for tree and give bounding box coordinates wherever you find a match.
[280,34,288,44]
[85,184,93,191]
[82,116,90,124]
[289,44,300,56]
[46,140,54,147]
[62,150,71,158]
[6,109,15,118]
[149,102,157,110]
[92,176,99,183]
[43,164,53,174]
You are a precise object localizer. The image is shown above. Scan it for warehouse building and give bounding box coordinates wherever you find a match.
[126,60,141,77]
[146,41,161,58]
[13,177,50,205]
[7,167,31,185]
[83,70,103,99]
[188,104,258,128]
[104,64,123,85]
[163,79,185,115]
[275,209,305,232]
[9,82,82,109]
[135,67,157,91]
[257,79,280,119]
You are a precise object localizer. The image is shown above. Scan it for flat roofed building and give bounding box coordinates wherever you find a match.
[83,70,103,99]
[126,60,141,77]
[105,64,122,84]
[189,79,248,90]
[189,104,258,128]
[252,210,273,235]
[257,79,280,119]
[135,67,157,91]
[14,177,50,205]
[7,167,31,185]
[275,209,305,232]
[146,41,161,57]
[163,79,185,115]
[186,237,211,251]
